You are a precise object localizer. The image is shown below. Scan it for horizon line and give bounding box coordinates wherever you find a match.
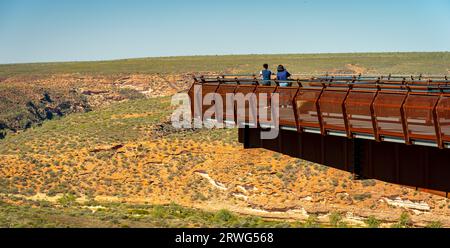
[1,50,449,66]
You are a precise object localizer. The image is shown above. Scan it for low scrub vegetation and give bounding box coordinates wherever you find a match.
[0,197,305,228]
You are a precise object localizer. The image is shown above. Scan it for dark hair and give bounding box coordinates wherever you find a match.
[263,64,268,69]
[277,65,285,72]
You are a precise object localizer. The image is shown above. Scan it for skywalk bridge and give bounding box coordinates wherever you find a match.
[188,74,450,197]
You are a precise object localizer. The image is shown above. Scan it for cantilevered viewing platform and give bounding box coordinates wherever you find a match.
[189,74,450,197]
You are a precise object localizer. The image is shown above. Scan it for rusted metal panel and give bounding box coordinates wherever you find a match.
[294,88,323,130]
[201,84,220,118]
[403,94,440,142]
[373,92,408,139]
[235,85,257,125]
[255,86,277,126]
[215,84,237,123]
[436,95,450,143]
[276,87,299,127]
[345,90,378,136]
[318,88,349,133]
[187,83,199,119]
[188,82,220,120]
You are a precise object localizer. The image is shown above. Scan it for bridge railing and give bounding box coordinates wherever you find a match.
[189,75,450,148]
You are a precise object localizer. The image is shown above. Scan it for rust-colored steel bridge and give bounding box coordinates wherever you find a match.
[188,74,450,197]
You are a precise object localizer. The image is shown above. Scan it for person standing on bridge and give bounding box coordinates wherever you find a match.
[259,64,273,86]
[276,65,292,86]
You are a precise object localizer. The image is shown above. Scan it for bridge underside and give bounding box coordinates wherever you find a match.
[239,126,450,197]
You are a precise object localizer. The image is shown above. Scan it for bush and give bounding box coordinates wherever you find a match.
[353,193,372,201]
[241,216,264,227]
[361,179,376,187]
[191,192,208,201]
[214,209,235,223]
[329,212,346,227]
[425,221,443,228]
[364,216,381,228]
[391,212,413,228]
[151,205,166,218]
[128,209,150,215]
[304,214,319,228]
[256,165,271,171]
[57,193,77,207]
[398,212,412,227]
[118,88,145,100]
[330,178,339,187]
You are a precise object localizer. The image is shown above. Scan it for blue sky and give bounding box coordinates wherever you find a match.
[0,0,449,64]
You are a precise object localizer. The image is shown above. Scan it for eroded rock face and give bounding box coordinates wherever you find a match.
[0,122,6,139]
[0,73,191,138]
[0,88,91,138]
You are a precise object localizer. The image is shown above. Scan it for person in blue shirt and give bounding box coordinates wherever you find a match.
[259,64,273,86]
[276,65,292,86]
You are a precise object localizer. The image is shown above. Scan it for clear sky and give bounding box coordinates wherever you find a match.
[0,0,449,64]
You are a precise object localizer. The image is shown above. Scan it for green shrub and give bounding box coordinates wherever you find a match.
[304,214,319,228]
[214,209,235,223]
[329,212,345,227]
[353,193,372,201]
[128,209,150,215]
[399,212,412,227]
[151,205,166,218]
[118,88,145,100]
[391,212,413,228]
[330,178,339,187]
[256,165,271,171]
[57,193,77,207]
[364,216,381,228]
[191,192,208,201]
[361,179,376,187]
[425,221,443,228]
